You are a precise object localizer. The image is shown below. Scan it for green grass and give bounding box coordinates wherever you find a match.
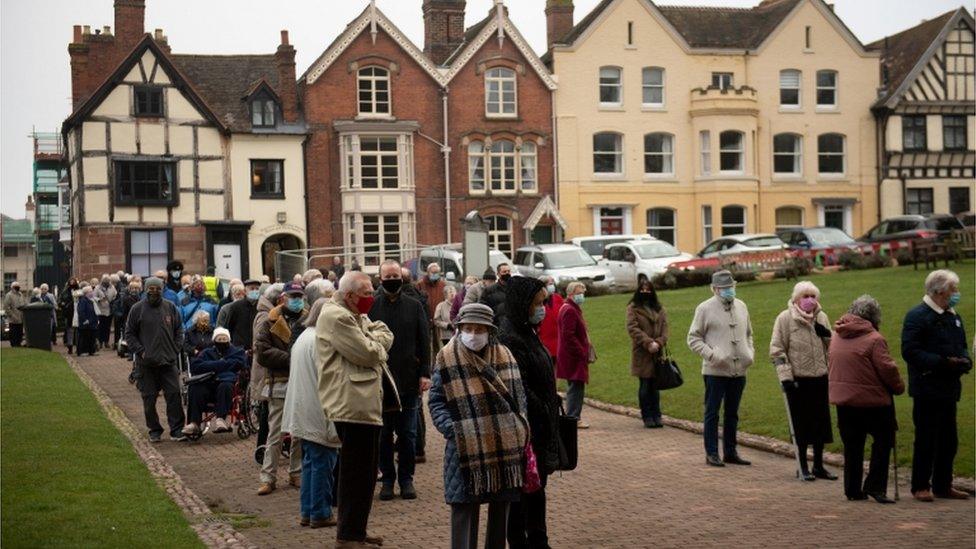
[581,261,976,477]
[1,348,203,548]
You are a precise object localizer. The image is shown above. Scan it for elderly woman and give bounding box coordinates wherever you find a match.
[433,285,457,345]
[76,285,99,356]
[428,303,529,549]
[627,279,669,428]
[184,327,246,436]
[216,282,246,328]
[770,280,836,481]
[557,281,592,428]
[537,275,564,364]
[183,309,214,358]
[829,295,905,504]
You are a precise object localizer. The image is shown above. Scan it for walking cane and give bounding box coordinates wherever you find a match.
[781,387,805,481]
[891,399,900,501]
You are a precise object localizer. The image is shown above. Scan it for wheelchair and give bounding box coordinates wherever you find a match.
[179,351,259,442]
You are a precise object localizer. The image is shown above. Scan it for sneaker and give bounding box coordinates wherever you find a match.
[170,434,188,442]
[149,433,162,443]
[379,484,395,501]
[400,482,417,500]
[213,418,230,433]
[577,420,590,429]
[182,423,201,436]
[257,482,275,496]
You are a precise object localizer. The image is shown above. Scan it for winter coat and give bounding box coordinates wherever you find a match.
[462,281,486,306]
[316,298,398,427]
[687,295,754,377]
[902,298,972,402]
[249,296,275,402]
[538,293,564,357]
[222,297,258,349]
[3,290,27,324]
[479,283,508,323]
[770,302,831,382]
[58,289,77,326]
[497,276,562,475]
[124,299,183,368]
[556,300,590,383]
[433,300,454,341]
[190,344,245,384]
[254,304,307,391]
[416,276,445,320]
[450,287,466,322]
[183,326,213,358]
[178,294,218,331]
[120,291,141,334]
[626,304,669,378]
[829,314,905,407]
[368,291,430,408]
[77,297,99,331]
[94,284,116,317]
[283,328,341,448]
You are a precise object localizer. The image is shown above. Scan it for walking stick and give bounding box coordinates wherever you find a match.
[782,388,805,481]
[892,399,900,501]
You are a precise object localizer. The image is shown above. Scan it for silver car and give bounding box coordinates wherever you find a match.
[512,244,615,289]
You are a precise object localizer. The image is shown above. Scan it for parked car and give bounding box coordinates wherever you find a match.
[858,214,964,244]
[956,211,974,228]
[696,233,788,259]
[569,234,653,260]
[415,245,511,280]
[512,244,615,290]
[598,239,693,289]
[777,227,859,264]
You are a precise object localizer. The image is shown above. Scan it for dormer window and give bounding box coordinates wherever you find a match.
[358,66,391,116]
[134,85,164,117]
[252,97,277,128]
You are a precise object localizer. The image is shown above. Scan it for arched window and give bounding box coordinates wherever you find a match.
[779,69,801,107]
[773,133,802,175]
[775,206,804,230]
[721,205,746,236]
[646,208,676,244]
[357,66,390,115]
[485,67,517,116]
[487,215,513,258]
[816,70,837,107]
[468,141,485,191]
[643,133,674,175]
[520,142,537,192]
[593,132,623,175]
[599,66,622,105]
[719,131,744,173]
[642,67,665,106]
[489,140,516,192]
[817,133,845,175]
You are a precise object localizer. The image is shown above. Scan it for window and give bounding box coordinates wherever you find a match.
[250,160,284,198]
[779,70,801,107]
[520,142,537,192]
[3,246,17,257]
[468,142,485,191]
[362,214,401,266]
[485,67,516,117]
[627,21,634,45]
[702,205,713,243]
[487,215,513,258]
[646,208,676,244]
[902,116,927,151]
[3,273,15,292]
[489,140,516,192]
[642,67,665,106]
[643,133,674,175]
[468,140,537,193]
[906,188,934,215]
[711,72,733,90]
[593,133,623,175]
[816,70,837,107]
[36,239,52,267]
[251,98,276,127]
[599,67,622,105]
[773,133,802,175]
[343,135,407,189]
[358,66,390,116]
[700,131,711,175]
[114,160,177,206]
[817,133,845,174]
[128,229,169,277]
[805,26,811,49]
[950,187,971,214]
[721,206,746,236]
[775,207,804,230]
[134,85,163,116]
[719,131,744,172]
[943,115,967,151]
[598,207,625,235]
[822,205,847,231]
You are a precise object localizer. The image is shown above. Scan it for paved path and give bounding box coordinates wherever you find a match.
[66,346,974,548]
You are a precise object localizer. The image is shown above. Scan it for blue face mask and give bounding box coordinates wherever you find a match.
[286,298,304,313]
[247,290,260,302]
[948,292,962,309]
[572,293,585,305]
[530,306,546,325]
[429,273,441,282]
[546,284,556,295]
[719,288,736,302]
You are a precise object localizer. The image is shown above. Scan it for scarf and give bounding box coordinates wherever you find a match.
[436,337,529,498]
[788,299,816,324]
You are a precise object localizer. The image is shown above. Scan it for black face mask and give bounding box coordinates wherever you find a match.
[499,273,511,282]
[214,342,230,354]
[147,293,162,306]
[382,278,403,294]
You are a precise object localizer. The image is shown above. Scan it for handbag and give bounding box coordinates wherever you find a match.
[555,402,579,471]
[653,345,684,391]
[522,441,542,493]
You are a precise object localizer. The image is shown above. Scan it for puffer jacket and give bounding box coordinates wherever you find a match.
[253,304,307,392]
[687,295,754,377]
[770,301,831,382]
[627,304,669,378]
[829,314,905,407]
[190,344,246,384]
[250,295,275,401]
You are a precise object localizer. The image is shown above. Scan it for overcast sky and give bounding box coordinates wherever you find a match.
[1,0,970,218]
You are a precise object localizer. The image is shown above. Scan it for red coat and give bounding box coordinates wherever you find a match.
[538,293,564,358]
[556,300,590,383]
[828,314,905,407]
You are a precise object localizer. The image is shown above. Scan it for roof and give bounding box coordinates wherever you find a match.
[443,12,494,65]
[1,215,34,244]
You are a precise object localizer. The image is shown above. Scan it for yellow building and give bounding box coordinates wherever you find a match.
[546,0,879,252]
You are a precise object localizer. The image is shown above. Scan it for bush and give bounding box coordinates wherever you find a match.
[864,253,894,269]
[839,250,893,270]
[652,267,755,290]
[774,257,813,279]
[894,248,914,266]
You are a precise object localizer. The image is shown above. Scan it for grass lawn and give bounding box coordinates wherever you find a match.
[1,348,203,548]
[581,260,976,477]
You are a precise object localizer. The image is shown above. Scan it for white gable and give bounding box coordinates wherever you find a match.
[442,14,557,90]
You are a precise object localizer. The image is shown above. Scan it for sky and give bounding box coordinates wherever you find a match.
[1,0,971,218]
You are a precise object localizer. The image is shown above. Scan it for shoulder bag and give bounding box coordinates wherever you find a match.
[653,345,684,391]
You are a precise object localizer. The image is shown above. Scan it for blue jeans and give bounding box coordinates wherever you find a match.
[565,380,586,420]
[380,407,418,487]
[638,377,661,421]
[703,375,746,457]
[300,439,338,520]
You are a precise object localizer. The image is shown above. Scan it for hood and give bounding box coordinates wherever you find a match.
[257,295,276,313]
[504,276,545,328]
[833,313,875,338]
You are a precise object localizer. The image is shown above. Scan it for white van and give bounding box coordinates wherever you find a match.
[569,234,653,260]
[417,245,511,280]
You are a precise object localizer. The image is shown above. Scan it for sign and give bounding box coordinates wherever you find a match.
[462,210,489,279]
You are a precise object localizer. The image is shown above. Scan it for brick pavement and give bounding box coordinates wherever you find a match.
[66,346,974,548]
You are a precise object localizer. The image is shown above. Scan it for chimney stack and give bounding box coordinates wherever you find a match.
[275,30,299,124]
[114,0,145,51]
[546,0,574,49]
[422,0,466,65]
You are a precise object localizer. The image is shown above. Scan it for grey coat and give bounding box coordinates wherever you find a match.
[687,295,754,377]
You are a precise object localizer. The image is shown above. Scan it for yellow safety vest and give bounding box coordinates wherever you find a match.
[203,276,220,301]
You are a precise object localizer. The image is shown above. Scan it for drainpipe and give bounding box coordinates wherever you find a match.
[442,88,452,244]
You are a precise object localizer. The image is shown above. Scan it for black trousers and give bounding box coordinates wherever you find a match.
[507,470,549,549]
[837,405,894,497]
[335,422,381,543]
[187,380,234,424]
[416,406,427,457]
[911,398,958,495]
[97,316,112,345]
[112,315,124,345]
[8,323,23,347]
[135,363,185,438]
[76,328,98,355]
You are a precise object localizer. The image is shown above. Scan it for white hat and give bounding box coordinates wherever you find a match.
[212,327,231,342]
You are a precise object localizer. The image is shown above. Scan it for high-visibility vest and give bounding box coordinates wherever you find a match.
[203,276,220,301]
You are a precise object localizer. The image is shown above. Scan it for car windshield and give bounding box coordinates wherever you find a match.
[742,236,784,248]
[805,228,854,246]
[544,249,596,268]
[580,239,622,256]
[924,217,963,231]
[631,241,681,259]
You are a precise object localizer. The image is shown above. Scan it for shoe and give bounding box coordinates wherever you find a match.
[149,433,162,443]
[723,454,751,466]
[213,418,231,433]
[182,423,201,436]
[913,489,934,502]
[812,467,838,481]
[171,434,188,442]
[364,534,384,546]
[257,482,275,496]
[414,454,427,464]
[867,492,896,504]
[643,419,656,429]
[67,346,73,354]
[289,474,301,488]
[300,516,310,527]
[847,493,868,501]
[652,418,664,428]
[577,420,590,429]
[706,454,725,467]
[310,516,337,528]
[797,470,816,481]
[400,482,417,500]
[935,488,971,500]
[379,484,395,501]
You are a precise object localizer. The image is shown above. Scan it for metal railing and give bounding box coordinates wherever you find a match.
[32,132,63,157]
[275,243,452,281]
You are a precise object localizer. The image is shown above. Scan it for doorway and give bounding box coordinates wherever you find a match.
[261,233,303,282]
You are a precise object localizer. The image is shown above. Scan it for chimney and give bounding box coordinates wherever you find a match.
[546,0,574,49]
[114,0,145,50]
[422,0,466,65]
[275,30,299,124]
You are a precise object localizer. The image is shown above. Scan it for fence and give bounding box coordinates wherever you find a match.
[275,243,454,281]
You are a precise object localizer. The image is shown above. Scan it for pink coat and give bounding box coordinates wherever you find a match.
[556,300,590,383]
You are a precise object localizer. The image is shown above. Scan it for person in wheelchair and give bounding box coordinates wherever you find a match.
[183,327,246,436]
[184,310,214,359]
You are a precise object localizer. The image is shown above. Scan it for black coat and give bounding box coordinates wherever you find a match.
[58,288,77,325]
[368,290,430,407]
[183,327,213,358]
[480,282,508,323]
[222,298,258,349]
[497,276,561,475]
[77,297,98,331]
[902,302,972,401]
[124,299,182,368]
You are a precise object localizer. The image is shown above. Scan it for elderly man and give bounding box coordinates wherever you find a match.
[125,277,186,443]
[183,327,246,436]
[302,269,324,287]
[216,282,245,328]
[31,283,58,344]
[688,270,754,467]
[180,279,219,331]
[479,263,511,322]
[3,281,27,347]
[318,271,397,547]
[902,269,972,502]
[153,270,181,307]
[221,279,261,349]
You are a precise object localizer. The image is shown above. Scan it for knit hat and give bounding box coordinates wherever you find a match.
[212,327,231,342]
[145,277,164,289]
[482,267,497,281]
[456,303,496,329]
[711,270,735,288]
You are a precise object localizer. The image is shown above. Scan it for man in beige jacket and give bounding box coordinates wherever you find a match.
[317,271,398,548]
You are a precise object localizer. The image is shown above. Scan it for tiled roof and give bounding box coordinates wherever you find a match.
[1,215,34,244]
[867,9,956,102]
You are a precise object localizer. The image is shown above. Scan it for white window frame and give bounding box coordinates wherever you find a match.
[817,203,852,234]
[357,66,391,117]
[489,140,517,194]
[817,133,846,176]
[468,141,485,192]
[719,131,745,174]
[773,133,802,176]
[129,229,169,277]
[774,206,805,231]
[720,205,747,236]
[467,139,538,195]
[642,67,665,108]
[599,66,623,107]
[592,206,632,235]
[486,215,514,258]
[360,213,402,267]
[593,132,624,177]
[779,69,801,109]
[702,205,713,244]
[816,70,838,109]
[485,67,517,118]
[700,130,712,176]
[340,134,413,190]
[711,72,734,90]
[643,133,674,177]
[520,141,537,193]
[646,208,676,245]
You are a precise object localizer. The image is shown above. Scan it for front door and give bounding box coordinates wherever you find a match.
[532,225,554,245]
[213,243,242,280]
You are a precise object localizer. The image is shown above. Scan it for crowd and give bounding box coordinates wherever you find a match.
[3,255,971,547]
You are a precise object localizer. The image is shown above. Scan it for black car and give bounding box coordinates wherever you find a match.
[858,214,964,244]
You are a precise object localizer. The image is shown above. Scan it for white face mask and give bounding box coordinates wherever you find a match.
[460,331,488,352]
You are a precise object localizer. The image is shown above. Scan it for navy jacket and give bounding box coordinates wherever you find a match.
[190,345,246,384]
[901,302,971,401]
[77,297,98,330]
